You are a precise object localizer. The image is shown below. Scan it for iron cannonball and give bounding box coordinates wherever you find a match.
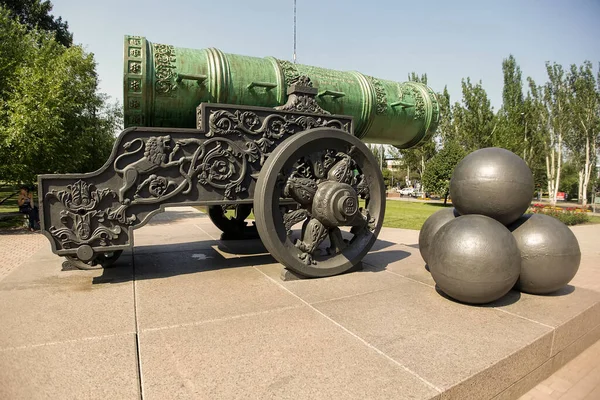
[429,214,521,304]
[418,207,460,265]
[509,213,581,294]
[449,147,534,225]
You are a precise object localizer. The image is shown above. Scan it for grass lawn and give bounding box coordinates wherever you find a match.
[195,202,453,230]
[380,201,452,230]
[196,200,600,231]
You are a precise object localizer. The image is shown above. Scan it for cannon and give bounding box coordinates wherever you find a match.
[38,35,439,278]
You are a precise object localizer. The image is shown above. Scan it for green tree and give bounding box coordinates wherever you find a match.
[565,61,599,206]
[436,86,454,144]
[541,63,571,205]
[496,55,526,154]
[422,141,466,205]
[0,7,120,184]
[0,0,72,47]
[452,78,498,152]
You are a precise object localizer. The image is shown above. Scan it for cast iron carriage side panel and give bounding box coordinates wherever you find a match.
[38,102,352,257]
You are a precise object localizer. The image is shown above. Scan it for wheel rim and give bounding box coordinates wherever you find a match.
[254,128,385,278]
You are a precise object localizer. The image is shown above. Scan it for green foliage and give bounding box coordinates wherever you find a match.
[496,55,526,154]
[559,162,579,198]
[0,0,72,47]
[565,61,599,204]
[397,72,439,191]
[436,86,454,143]
[452,78,498,152]
[381,168,392,188]
[0,7,121,185]
[422,141,466,198]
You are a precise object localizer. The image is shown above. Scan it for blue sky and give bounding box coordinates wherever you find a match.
[50,0,600,111]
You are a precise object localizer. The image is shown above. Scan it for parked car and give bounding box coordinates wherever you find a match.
[398,187,415,196]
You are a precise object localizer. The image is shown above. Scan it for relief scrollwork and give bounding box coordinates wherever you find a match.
[112,134,258,207]
[365,75,387,115]
[400,84,426,121]
[45,180,135,248]
[206,109,349,165]
[275,76,330,115]
[153,43,177,95]
[276,59,302,86]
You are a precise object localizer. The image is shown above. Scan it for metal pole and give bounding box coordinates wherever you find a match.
[293,0,297,64]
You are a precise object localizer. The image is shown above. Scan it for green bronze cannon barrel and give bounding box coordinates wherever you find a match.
[123,35,439,148]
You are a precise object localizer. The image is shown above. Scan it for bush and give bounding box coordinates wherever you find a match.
[529,204,590,225]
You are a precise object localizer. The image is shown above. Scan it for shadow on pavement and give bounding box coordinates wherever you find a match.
[91,236,399,285]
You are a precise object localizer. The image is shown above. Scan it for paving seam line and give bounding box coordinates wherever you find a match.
[0,331,136,352]
[252,265,443,393]
[132,250,145,400]
[309,286,401,306]
[141,305,304,333]
[491,307,555,330]
[372,264,436,289]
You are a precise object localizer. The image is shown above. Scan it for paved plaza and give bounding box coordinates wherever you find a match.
[1,207,599,399]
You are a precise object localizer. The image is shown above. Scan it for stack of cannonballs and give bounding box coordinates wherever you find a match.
[419,147,581,305]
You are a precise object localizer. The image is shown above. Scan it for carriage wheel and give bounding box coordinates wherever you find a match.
[254,128,385,278]
[207,204,258,240]
[64,250,123,270]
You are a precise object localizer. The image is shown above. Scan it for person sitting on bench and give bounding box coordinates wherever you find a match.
[18,186,40,231]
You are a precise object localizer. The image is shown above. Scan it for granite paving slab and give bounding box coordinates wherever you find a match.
[138,306,441,400]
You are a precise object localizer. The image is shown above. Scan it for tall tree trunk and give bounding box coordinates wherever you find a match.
[582,135,591,207]
[546,146,557,205]
[546,154,552,204]
[578,170,584,204]
[553,133,562,206]
[420,154,426,193]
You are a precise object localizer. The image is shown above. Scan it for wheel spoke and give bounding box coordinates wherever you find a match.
[254,128,385,278]
[327,227,348,255]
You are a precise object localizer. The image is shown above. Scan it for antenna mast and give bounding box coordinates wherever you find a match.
[293,0,297,63]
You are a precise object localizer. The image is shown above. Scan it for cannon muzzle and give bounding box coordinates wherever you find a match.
[123,36,439,148]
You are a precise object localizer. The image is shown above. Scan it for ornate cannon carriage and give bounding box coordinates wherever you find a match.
[38,36,439,278]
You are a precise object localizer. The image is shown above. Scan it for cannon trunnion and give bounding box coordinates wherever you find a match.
[38,37,439,278]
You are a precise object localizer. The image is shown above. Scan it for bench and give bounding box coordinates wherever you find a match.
[0,212,28,227]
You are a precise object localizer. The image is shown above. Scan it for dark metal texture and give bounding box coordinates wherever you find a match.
[207,204,258,240]
[449,147,534,226]
[509,214,581,294]
[254,128,385,278]
[429,214,521,304]
[38,79,352,267]
[418,207,460,265]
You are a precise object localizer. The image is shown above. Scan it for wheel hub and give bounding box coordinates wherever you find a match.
[311,181,358,228]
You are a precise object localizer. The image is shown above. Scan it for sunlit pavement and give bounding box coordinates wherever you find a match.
[1,207,599,399]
